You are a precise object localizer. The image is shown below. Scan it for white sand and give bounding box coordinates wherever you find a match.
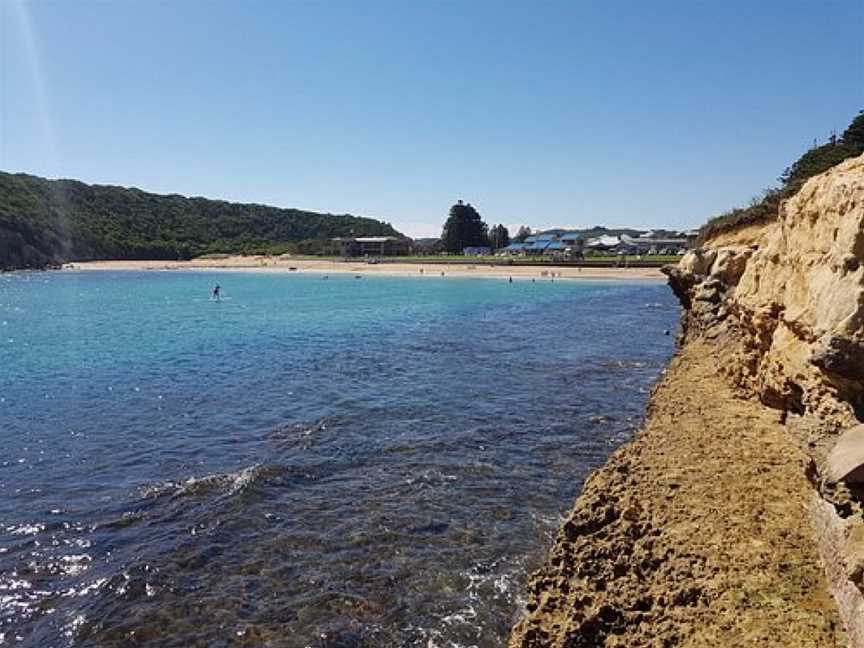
[69,256,666,281]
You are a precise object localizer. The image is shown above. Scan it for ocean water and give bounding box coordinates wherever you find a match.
[0,270,678,647]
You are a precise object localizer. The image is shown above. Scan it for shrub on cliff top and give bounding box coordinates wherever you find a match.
[700,111,864,243]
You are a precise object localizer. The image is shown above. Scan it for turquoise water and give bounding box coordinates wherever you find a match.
[0,270,678,647]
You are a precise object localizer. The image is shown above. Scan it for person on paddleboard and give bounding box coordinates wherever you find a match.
[213,284,221,301]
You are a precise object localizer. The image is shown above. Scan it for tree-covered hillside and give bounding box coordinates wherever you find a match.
[0,172,403,270]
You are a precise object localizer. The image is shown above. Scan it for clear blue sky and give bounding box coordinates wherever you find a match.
[2,1,862,237]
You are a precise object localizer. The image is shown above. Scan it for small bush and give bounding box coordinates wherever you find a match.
[700,111,863,243]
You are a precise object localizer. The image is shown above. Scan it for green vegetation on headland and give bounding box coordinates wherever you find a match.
[0,172,403,270]
[701,110,864,241]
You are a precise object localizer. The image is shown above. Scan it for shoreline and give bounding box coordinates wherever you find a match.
[64,257,666,281]
[509,339,842,646]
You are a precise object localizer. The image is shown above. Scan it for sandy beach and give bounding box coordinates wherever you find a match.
[68,256,665,281]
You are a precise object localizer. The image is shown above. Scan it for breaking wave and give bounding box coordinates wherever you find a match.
[138,463,292,499]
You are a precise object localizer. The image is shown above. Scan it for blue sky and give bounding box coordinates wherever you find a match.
[2,1,862,237]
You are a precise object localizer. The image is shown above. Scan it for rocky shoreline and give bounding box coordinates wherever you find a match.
[510,154,864,646]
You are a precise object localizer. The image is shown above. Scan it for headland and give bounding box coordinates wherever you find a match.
[510,154,864,646]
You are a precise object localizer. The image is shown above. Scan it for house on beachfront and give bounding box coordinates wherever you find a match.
[500,229,692,258]
[331,236,410,257]
[617,233,689,255]
[583,234,622,254]
[502,242,529,255]
[560,233,585,259]
[501,233,584,259]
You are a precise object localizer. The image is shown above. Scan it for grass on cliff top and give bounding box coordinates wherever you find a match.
[700,110,864,244]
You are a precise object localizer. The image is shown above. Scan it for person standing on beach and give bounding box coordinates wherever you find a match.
[213,284,221,301]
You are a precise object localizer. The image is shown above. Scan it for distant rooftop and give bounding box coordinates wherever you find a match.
[332,236,400,243]
[585,235,621,247]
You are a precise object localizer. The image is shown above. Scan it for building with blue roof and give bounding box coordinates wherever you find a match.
[500,229,690,258]
[500,231,584,259]
[503,242,528,253]
[525,239,551,254]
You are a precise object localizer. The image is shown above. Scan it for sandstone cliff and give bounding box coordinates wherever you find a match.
[510,154,864,647]
[667,153,864,428]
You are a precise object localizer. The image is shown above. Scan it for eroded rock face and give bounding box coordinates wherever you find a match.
[666,153,864,428]
[813,336,864,383]
[659,154,864,641]
[509,155,864,648]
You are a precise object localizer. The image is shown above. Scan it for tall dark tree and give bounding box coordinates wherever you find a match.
[441,201,489,254]
[489,224,510,250]
[513,226,532,243]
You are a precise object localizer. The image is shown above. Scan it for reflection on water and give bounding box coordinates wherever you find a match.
[0,271,678,646]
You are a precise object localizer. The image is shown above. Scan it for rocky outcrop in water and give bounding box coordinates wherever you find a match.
[510,154,864,646]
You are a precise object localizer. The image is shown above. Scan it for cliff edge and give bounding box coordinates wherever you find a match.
[510,154,864,647]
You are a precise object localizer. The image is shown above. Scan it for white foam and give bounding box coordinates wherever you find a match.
[7,523,43,536]
[142,463,264,499]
